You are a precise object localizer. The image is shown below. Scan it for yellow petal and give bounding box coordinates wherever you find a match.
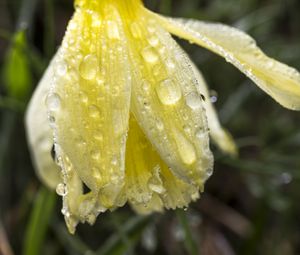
[190,62,237,156]
[127,17,213,186]
[44,5,131,231]
[125,115,202,213]
[25,54,61,190]
[154,15,300,110]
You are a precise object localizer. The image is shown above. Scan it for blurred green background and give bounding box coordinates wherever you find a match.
[0,0,300,254]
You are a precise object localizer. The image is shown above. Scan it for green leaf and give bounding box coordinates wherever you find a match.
[3,30,32,101]
[23,187,56,255]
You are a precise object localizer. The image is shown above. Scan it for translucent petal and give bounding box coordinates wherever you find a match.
[125,115,202,213]
[155,15,300,110]
[25,55,61,189]
[45,6,131,230]
[127,18,213,187]
[190,62,237,156]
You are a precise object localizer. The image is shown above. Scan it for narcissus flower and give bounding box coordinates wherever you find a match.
[26,0,300,233]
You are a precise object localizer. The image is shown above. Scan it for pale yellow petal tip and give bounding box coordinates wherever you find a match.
[213,129,238,157]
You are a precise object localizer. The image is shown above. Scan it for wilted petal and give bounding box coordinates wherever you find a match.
[127,18,213,186]
[155,15,300,110]
[44,5,131,231]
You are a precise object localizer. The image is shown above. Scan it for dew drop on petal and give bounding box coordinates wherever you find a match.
[185,92,202,110]
[148,36,159,47]
[175,131,196,165]
[55,61,68,76]
[91,150,101,160]
[46,93,61,111]
[156,79,182,105]
[88,105,101,118]
[79,54,98,80]
[56,183,67,196]
[141,46,159,64]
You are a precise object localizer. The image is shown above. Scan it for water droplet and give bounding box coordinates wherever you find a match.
[79,54,98,80]
[48,115,56,128]
[156,79,182,105]
[156,119,164,131]
[175,131,196,165]
[94,131,103,141]
[55,61,68,76]
[91,150,101,160]
[185,92,202,110]
[88,105,101,118]
[56,183,67,196]
[166,59,176,72]
[111,156,118,166]
[92,167,102,181]
[141,46,159,64]
[79,91,88,104]
[46,93,61,111]
[106,20,120,40]
[148,36,159,46]
[142,81,151,92]
[91,13,102,28]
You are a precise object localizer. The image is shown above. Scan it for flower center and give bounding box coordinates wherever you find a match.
[74,0,143,19]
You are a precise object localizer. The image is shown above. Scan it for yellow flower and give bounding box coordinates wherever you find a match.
[25,0,300,233]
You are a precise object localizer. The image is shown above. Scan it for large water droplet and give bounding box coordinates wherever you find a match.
[185,92,202,110]
[56,183,67,196]
[79,54,98,80]
[175,131,196,165]
[46,93,61,111]
[156,79,182,105]
[141,46,159,64]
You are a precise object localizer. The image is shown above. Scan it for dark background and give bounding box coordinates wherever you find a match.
[0,0,300,254]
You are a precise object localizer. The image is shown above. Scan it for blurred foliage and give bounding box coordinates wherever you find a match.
[0,0,299,255]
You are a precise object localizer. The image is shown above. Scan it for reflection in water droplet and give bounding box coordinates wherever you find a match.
[79,54,98,80]
[156,79,182,105]
[46,93,61,111]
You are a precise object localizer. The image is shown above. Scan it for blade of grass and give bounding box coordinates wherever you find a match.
[23,187,56,255]
[52,222,93,255]
[96,215,151,255]
[176,210,199,255]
